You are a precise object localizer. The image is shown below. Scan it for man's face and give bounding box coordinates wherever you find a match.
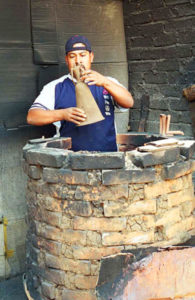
[65,43,94,72]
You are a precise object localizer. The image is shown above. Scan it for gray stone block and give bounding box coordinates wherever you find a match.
[43,168,90,185]
[127,148,180,168]
[70,152,125,170]
[179,140,195,159]
[65,201,92,217]
[26,148,70,168]
[102,168,156,185]
[162,160,192,179]
[28,165,42,180]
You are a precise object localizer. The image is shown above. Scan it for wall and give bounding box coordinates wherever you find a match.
[123,0,195,136]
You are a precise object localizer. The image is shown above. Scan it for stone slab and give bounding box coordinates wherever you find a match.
[127,148,180,168]
[102,168,155,185]
[70,152,125,170]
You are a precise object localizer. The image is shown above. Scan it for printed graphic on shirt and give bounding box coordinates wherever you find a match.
[103,91,112,116]
[103,88,109,95]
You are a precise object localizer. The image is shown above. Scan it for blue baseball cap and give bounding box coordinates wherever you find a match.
[65,35,92,54]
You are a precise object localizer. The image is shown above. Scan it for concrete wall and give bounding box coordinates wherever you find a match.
[123,0,195,136]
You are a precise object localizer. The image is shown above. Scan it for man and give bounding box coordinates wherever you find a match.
[27,35,134,151]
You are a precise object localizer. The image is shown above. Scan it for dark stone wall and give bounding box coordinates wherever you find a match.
[123,0,195,136]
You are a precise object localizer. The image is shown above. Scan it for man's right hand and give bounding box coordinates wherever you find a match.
[61,107,86,125]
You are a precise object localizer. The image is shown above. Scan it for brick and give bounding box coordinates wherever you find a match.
[73,217,126,232]
[64,271,75,289]
[75,275,98,289]
[169,97,189,111]
[62,245,73,259]
[43,168,90,185]
[128,186,144,201]
[127,36,153,48]
[23,143,40,159]
[43,268,66,285]
[155,207,181,227]
[170,110,192,123]
[63,200,92,217]
[28,180,47,195]
[129,61,155,72]
[170,124,193,137]
[70,152,125,169]
[86,231,101,247]
[61,288,96,300]
[180,140,195,159]
[156,60,180,71]
[128,147,180,168]
[125,11,152,26]
[102,168,155,185]
[45,137,72,150]
[181,201,194,217]
[37,195,62,212]
[104,200,156,217]
[29,262,46,281]
[165,0,191,7]
[26,148,70,168]
[182,173,193,189]
[41,211,62,228]
[149,99,170,110]
[102,231,154,246]
[75,184,128,201]
[164,216,195,239]
[44,184,76,200]
[162,160,192,179]
[28,165,42,179]
[167,186,194,207]
[45,253,91,275]
[36,237,62,256]
[41,281,56,299]
[141,215,156,230]
[63,229,87,246]
[138,23,164,37]
[61,216,72,229]
[38,225,63,242]
[144,71,168,84]
[152,7,175,21]
[144,177,183,199]
[72,245,123,260]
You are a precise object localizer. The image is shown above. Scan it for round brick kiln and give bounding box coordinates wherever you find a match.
[23,134,195,300]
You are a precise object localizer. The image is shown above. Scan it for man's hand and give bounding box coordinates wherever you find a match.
[81,70,107,86]
[81,69,134,109]
[61,107,86,125]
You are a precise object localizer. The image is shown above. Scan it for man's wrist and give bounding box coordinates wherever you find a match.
[102,77,111,89]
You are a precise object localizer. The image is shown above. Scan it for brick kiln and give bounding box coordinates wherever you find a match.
[23,134,195,300]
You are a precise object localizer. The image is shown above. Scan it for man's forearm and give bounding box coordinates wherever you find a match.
[27,109,64,126]
[27,107,87,126]
[82,70,134,108]
[103,78,134,108]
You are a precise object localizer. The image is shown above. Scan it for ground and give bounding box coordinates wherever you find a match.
[0,275,27,300]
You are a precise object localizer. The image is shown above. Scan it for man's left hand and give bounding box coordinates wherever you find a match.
[81,70,107,87]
